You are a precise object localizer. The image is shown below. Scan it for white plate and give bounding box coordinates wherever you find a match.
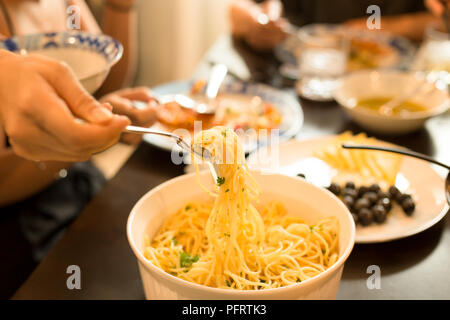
[144,81,303,154]
[247,137,449,243]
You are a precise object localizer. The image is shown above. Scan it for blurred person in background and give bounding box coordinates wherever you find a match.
[0,0,158,271]
[425,0,450,17]
[230,0,445,51]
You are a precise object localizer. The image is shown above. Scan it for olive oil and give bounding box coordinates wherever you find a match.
[355,97,427,115]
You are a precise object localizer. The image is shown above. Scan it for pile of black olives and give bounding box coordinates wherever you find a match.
[326,182,415,226]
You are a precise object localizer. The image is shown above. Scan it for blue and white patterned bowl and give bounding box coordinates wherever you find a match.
[0,31,123,93]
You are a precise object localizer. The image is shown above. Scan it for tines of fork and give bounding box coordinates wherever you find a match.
[124,125,205,157]
[124,125,218,180]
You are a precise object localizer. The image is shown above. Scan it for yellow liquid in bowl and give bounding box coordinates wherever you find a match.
[355,97,427,116]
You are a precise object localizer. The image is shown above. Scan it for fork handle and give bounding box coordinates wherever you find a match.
[124,125,176,138]
[342,144,450,170]
[124,125,193,154]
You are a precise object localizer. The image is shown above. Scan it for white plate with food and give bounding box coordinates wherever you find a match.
[247,132,449,243]
[145,80,303,154]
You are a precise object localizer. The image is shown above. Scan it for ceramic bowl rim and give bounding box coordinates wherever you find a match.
[0,31,123,80]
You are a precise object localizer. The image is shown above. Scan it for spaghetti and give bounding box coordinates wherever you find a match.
[145,127,339,289]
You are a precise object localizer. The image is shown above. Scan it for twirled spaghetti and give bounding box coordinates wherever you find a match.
[144,127,339,289]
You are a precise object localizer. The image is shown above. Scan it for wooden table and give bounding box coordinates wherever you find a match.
[13,36,450,300]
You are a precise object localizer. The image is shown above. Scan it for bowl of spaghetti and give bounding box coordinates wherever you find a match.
[127,127,355,299]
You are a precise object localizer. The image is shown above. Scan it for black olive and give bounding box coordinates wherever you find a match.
[357,186,369,197]
[354,198,371,211]
[342,188,357,199]
[401,197,415,216]
[351,213,359,225]
[377,190,390,200]
[364,191,378,204]
[342,195,354,210]
[345,181,356,189]
[397,193,412,203]
[327,183,341,196]
[388,186,400,199]
[372,204,387,223]
[358,208,373,226]
[297,173,306,179]
[369,183,381,193]
[377,197,392,212]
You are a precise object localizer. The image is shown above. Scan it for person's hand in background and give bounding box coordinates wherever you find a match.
[425,0,450,17]
[344,9,440,42]
[230,0,289,51]
[100,87,158,145]
[0,50,130,162]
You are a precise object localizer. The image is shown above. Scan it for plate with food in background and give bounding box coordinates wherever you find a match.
[145,80,303,154]
[276,25,415,80]
[247,132,449,243]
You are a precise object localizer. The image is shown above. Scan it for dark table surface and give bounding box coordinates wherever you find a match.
[13,35,450,300]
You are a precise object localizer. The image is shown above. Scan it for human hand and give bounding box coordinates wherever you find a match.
[100,87,158,145]
[261,0,284,20]
[344,17,372,30]
[244,17,290,51]
[230,0,289,51]
[105,0,136,11]
[0,50,130,162]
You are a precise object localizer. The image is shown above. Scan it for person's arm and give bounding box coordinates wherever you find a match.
[345,11,440,42]
[0,2,11,39]
[229,0,289,51]
[0,119,70,207]
[72,0,137,94]
[425,0,450,17]
[71,0,137,94]
[0,125,62,206]
[100,0,137,93]
[230,0,261,37]
[0,137,71,207]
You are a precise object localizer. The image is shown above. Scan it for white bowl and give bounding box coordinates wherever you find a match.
[334,70,449,135]
[127,171,355,300]
[0,31,123,94]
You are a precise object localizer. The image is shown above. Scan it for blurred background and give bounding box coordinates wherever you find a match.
[89,0,230,86]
